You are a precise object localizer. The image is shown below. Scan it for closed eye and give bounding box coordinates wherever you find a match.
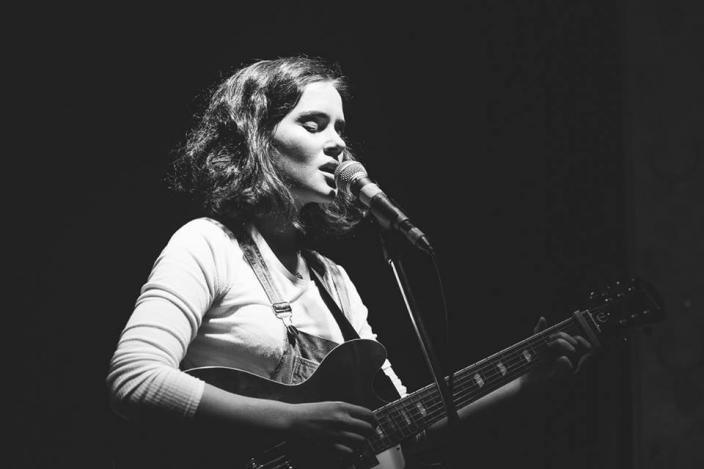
[297,111,345,136]
[302,120,321,132]
[298,112,326,132]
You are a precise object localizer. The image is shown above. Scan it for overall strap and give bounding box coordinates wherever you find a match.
[237,231,299,345]
[303,250,360,342]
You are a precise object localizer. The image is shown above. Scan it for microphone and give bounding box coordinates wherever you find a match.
[335,161,433,254]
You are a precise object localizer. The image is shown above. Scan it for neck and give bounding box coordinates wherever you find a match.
[254,214,302,272]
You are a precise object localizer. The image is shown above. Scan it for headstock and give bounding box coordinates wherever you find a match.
[583,277,665,338]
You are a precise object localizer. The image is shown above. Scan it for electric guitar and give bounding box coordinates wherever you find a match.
[137,277,663,469]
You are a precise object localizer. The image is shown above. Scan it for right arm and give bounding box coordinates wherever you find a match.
[106,220,375,457]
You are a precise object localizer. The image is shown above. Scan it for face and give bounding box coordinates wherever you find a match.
[271,81,347,209]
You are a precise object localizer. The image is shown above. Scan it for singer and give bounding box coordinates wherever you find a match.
[106,56,590,468]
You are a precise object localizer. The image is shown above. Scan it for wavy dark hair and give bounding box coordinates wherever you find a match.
[168,56,365,239]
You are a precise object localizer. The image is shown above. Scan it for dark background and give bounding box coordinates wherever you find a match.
[11,1,703,468]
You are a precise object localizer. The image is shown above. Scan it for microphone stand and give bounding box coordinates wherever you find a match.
[377,226,461,462]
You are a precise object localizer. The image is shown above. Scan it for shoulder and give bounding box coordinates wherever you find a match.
[170,217,237,245]
[161,217,244,261]
[158,218,243,294]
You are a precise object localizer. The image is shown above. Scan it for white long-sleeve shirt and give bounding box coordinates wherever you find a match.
[107,218,406,421]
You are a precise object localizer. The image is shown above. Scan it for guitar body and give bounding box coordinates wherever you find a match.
[129,339,405,469]
[189,338,388,409]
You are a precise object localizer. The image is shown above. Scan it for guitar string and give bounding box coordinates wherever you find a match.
[373,348,546,445]
[372,339,553,448]
[371,320,581,448]
[374,351,541,443]
[259,454,289,469]
[377,323,574,433]
[379,296,632,452]
[257,441,296,469]
[373,316,575,419]
[371,351,547,447]
[379,317,584,444]
[388,316,577,413]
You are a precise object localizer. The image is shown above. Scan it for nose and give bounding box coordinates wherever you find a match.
[324,130,346,160]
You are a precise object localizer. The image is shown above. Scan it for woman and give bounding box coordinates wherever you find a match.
[107,56,590,468]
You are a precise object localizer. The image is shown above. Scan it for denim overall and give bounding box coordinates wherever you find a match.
[238,231,367,385]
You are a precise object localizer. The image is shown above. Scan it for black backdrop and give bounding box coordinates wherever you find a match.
[13,2,636,468]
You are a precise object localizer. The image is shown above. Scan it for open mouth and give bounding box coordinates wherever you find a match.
[319,160,339,173]
[322,170,337,189]
[319,161,339,189]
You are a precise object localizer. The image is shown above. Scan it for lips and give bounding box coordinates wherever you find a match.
[319,160,339,173]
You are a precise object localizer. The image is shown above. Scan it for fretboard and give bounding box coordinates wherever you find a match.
[368,317,583,453]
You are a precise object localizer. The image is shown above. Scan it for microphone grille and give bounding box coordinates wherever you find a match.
[334,160,367,195]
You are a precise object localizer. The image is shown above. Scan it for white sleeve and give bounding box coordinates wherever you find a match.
[335,265,408,398]
[106,219,230,421]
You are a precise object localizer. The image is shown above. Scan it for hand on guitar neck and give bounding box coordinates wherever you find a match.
[523,315,594,384]
[407,315,595,459]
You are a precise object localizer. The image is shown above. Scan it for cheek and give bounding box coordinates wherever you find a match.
[274,130,318,163]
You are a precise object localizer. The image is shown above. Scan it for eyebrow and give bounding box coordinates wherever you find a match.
[297,111,346,127]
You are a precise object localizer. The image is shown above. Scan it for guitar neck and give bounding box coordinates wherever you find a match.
[368,315,588,453]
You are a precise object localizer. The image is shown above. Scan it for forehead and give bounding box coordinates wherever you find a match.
[290,81,345,117]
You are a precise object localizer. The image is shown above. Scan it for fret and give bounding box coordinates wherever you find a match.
[374,412,397,448]
[478,359,503,389]
[374,398,424,451]
[382,408,404,436]
[403,396,426,435]
[400,409,413,427]
[473,372,485,388]
[416,388,440,423]
[415,401,428,418]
